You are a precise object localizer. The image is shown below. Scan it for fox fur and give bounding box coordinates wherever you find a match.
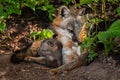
[50,5,88,74]
[52,5,87,64]
[11,39,63,68]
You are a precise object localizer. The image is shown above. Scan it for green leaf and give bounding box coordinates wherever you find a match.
[103,40,115,55]
[23,0,36,11]
[0,22,6,32]
[88,50,98,63]
[108,20,120,31]
[80,0,92,5]
[0,4,8,19]
[81,37,96,49]
[62,0,72,5]
[97,20,120,54]
[98,20,120,41]
[30,29,54,40]
[91,18,103,24]
[30,31,41,37]
[117,6,120,16]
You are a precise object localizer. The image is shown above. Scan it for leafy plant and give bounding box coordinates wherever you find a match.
[30,29,54,40]
[88,50,98,63]
[37,0,55,20]
[0,0,21,32]
[80,0,92,5]
[62,0,72,5]
[117,6,120,16]
[22,0,41,11]
[23,0,55,20]
[0,0,56,32]
[81,34,98,63]
[0,23,6,32]
[97,20,120,54]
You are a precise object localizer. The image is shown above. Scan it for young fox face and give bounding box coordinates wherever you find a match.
[52,6,87,43]
[37,38,63,68]
[11,38,63,68]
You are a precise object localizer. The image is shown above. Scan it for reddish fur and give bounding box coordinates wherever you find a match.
[67,51,78,61]
[49,6,88,74]
[52,17,79,64]
[63,40,75,48]
[52,10,87,43]
[52,15,62,29]
[52,45,58,52]
[79,24,87,42]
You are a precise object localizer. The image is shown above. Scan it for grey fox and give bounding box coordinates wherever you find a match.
[52,5,87,64]
[11,38,63,68]
[37,38,63,67]
[52,6,87,43]
[50,5,88,74]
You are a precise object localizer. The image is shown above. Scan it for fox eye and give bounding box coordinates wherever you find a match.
[67,29,74,33]
[47,41,54,47]
[67,26,74,33]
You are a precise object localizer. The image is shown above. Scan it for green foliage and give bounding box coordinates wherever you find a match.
[0,22,6,32]
[107,0,119,3]
[62,0,72,5]
[37,0,55,20]
[80,0,92,5]
[88,50,98,63]
[81,34,98,63]
[117,6,120,16]
[77,0,120,56]
[0,0,56,32]
[97,20,120,54]
[23,0,55,20]
[90,18,103,24]
[0,0,21,15]
[0,0,21,32]
[30,29,54,40]
[22,0,41,11]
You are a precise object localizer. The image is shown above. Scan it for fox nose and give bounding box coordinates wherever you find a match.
[72,36,81,45]
[72,35,78,41]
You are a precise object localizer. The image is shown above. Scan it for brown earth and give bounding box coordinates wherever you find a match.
[0,53,120,80]
[0,9,120,80]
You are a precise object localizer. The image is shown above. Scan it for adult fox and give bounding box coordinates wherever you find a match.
[52,6,87,43]
[50,5,88,74]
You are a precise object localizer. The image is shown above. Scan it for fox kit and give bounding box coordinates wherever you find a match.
[37,38,63,68]
[11,38,63,68]
[50,6,88,74]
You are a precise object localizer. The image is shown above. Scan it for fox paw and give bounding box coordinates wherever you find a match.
[49,68,68,75]
[24,57,32,61]
[49,68,59,75]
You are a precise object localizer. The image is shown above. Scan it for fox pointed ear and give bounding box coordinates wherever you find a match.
[59,6,70,20]
[78,8,86,16]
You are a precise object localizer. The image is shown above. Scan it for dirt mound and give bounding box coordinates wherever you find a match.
[0,53,120,80]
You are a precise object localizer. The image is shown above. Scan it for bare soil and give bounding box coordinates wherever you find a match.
[0,9,120,80]
[0,53,120,80]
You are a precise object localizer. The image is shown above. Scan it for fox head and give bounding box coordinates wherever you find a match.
[37,38,63,68]
[52,6,87,43]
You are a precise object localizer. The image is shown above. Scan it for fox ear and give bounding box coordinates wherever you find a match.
[78,8,86,16]
[59,6,70,20]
